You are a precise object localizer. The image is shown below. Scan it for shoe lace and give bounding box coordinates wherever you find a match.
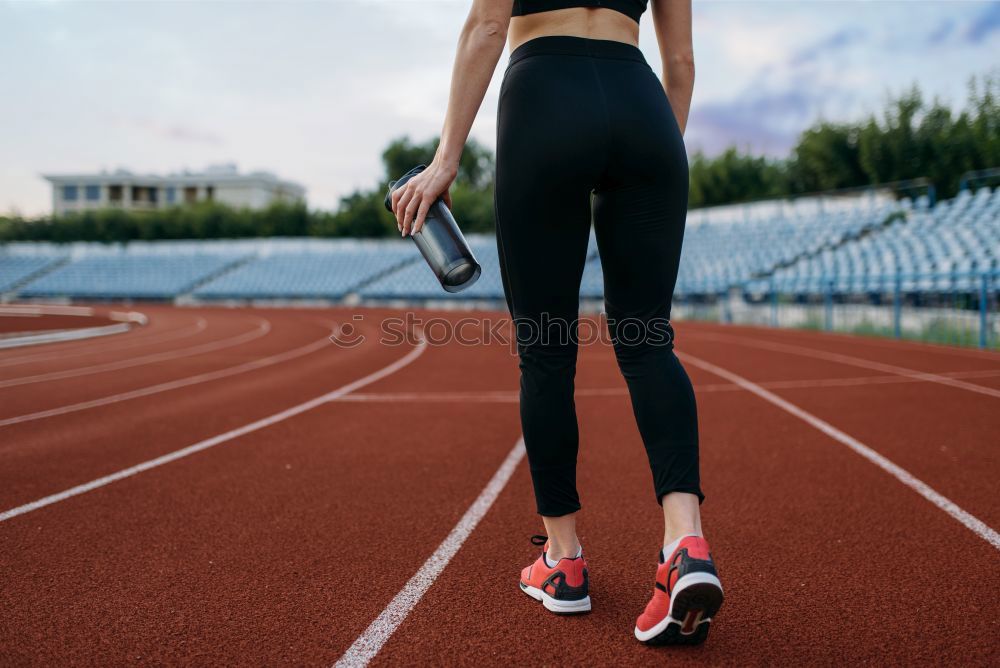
[529,534,547,546]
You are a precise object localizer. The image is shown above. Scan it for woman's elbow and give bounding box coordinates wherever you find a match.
[467,18,508,45]
[666,52,695,82]
[480,19,507,38]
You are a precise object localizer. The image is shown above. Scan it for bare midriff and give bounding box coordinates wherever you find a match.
[508,7,640,53]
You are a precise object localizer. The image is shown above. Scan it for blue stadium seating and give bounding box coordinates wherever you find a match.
[194,245,415,299]
[358,239,506,299]
[766,186,1000,293]
[579,259,604,299]
[21,253,244,299]
[0,255,65,292]
[5,186,997,303]
[674,199,906,295]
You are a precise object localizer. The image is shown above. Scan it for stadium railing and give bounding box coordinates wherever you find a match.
[674,269,999,350]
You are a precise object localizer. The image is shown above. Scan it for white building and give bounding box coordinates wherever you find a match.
[43,163,306,216]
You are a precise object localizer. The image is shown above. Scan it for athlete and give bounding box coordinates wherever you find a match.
[389,0,723,645]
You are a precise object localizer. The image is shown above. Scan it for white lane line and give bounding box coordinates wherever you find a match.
[679,351,1000,551]
[694,331,1000,400]
[0,331,427,523]
[335,437,526,668]
[753,367,1000,389]
[335,367,1000,404]
[0,316,208,368]
[0,317,270,388]
[0,304,94,317]
[0,323,131,349]
[0,323,335,427]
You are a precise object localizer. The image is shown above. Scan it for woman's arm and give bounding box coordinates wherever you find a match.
[649,0,694,135]
[393,1,512,236]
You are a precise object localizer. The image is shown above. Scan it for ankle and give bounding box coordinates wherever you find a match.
[664,528,701,546]
[546,540,582,563]
[662,531,702,558]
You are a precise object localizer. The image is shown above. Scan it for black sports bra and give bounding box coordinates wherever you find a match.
[511,0,649,25]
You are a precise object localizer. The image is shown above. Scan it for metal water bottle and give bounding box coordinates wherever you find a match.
[384,164,482,293]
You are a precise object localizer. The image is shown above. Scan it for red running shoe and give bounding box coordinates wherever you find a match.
[634,535,724,645]
[519,534,591,615]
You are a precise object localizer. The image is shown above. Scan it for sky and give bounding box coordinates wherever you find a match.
[1,0,998,217]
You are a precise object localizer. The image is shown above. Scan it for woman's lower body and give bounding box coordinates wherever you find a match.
[495,35,723,643]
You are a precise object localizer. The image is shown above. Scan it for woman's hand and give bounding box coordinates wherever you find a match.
[390,159,458,236]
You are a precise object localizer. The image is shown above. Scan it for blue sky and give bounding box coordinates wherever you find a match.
[1,0,998,216]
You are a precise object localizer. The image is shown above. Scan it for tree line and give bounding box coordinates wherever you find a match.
[2,71,997,243]
[689,71,999,207]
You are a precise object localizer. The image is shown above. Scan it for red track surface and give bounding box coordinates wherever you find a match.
[1,304,998,665]
[0,311,116,334]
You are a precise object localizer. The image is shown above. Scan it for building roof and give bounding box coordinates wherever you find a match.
[41,164,305,195]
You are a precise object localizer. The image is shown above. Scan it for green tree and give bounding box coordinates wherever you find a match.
[787,122,865,193]
[858,84,923,185]
[326,189,398,238]
[853,72,1000,197]
[381,135,495,188]
[688,147,785,208]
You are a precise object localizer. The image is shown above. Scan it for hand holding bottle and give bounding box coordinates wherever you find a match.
[389,158,457,236]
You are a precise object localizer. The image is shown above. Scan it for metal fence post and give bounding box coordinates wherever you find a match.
[980,272,989,350]
[770,279,778,328]
[824,278,834,332]
[893,271,902,339]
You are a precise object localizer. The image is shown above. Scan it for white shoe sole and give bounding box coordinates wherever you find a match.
[519,581,592,615]
[634,572,724,644]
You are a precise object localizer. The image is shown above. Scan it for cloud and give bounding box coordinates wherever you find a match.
[114,115,225,146]
[688,87,820,156]
[788,26,866,66]
[161,124,225,146]
[966,1,1000,43]
[2,0,998,217]
[927,18,955,45]
[685,23,872,156]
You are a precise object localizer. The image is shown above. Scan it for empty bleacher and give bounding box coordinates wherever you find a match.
[3,186,997,305]
[21,253,245,299]
[0,254,65,292]
[194,244,416,300]
[675,198,908,295]
[358,238,506,300]
[766,186,1000,294]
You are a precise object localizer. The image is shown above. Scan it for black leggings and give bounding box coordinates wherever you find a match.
[494,35,702,517]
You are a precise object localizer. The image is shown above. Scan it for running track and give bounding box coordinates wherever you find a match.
[1,305,998,665]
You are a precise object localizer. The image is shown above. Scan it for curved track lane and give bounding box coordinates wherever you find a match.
[1,308,997,665]
[0,306,201,368]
